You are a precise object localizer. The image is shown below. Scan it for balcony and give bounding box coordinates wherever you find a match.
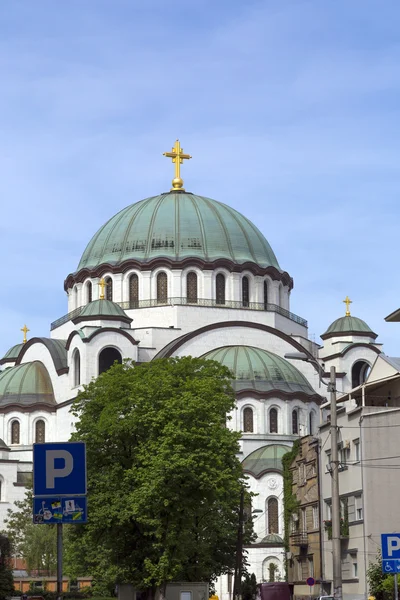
[291,531,308,547]
[50,297,308,331]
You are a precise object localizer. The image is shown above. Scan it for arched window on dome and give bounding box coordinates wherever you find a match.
[35,420,45,443]
[157,272,168,304]
[86,282,92,304]
[242,277,250,308]
[292,409,299,435]
[352,361,371,388]
[216,274,225,305]
[269,408,278,433]
[105,277,113,301]
[186,272,198,304]
[243,407,254,432]
[129,274,139,308]
[264,281,269,310]
[309,411,315,435]
[11,420,20,445]
[267,497,279,534]
[73,350,81,387]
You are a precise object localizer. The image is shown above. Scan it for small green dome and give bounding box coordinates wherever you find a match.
[242,444,291,477]
[261,533,284,545]
[76,193,280,271]
[321,315,377,340]
[1,343,24,363]
[0,361,55,407]
[72,299,132,324]
[201,345,316,396]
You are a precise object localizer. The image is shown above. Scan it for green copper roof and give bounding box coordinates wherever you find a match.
[0,361,56,407]
[77,193,280,271]
[74,299,132,323]
[261,533,284,545]
[1,343,24,362]
[201,345,316,396]
[242,444,291,476]
[321,315,377,340]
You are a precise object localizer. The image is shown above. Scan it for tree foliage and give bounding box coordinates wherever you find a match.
[4,489,57,576]
[0,534,14,600]
[367,552,394,600]
[67,357,247,596]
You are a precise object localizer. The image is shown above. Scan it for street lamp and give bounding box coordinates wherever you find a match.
[284,352,342,600]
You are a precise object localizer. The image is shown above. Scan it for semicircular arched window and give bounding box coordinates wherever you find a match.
[267,497,279,534]
[269,408,278,433]
[129,274,139,308]
[216,274,226,305]
[105,277,113,301]
[11,420,20,445]
[243,407,254,432]
[35,420,45,443]
[87,282,92,303]
[157,272,168,304]
[187,272,198,304]
[292,409,299,435]
[242,277,249,308]
[98,347,122,375]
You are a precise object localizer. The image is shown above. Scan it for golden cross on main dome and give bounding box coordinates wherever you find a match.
[343,295,352,317]
[21,324,30,344]
[163,140,192,191]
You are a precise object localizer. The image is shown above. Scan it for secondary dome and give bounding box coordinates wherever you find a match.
[72,299,132,325]
[0,361,56,408]
[201,345,317,397]
[76,193,280,272]
[0,343,24,364]
[321,316,377,340]
[242,444,291,477]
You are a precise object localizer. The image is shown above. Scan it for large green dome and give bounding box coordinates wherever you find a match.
[201,345,317,397]
[77,192,280,271]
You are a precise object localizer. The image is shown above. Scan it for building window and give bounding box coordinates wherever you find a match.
[308,557,314,578]
[355,495,363,520]
[301,507,307,532]
[312,504,319,529]
[352,360,370,387]
[298,463,306,485]
[11,420,20,445]
[264,281,268,309]
[99,347,122,375]
[73,350,81,387]
[216,274,225,305]
[309,411,314,435]
[242,276,249,307]
[129,274,139,308]
[292,409,299,435]
[267,497,279,534]
[105,277,113,301]
[187,272,198,304]
[339,446,349,468]
[296,559,303,581]
[87,282,92,303]
[243,407,254,432]
[353,562,358,578]
[180,593,192,600]
[157,272,168,304]
[325,502,332,521]
[269,408,278,433]
[326,451,331,472]
[35,420,45,443]
[354,439,360,462]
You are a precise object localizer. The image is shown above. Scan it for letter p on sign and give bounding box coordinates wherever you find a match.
[388,537,400,557]
[46,450,73,488]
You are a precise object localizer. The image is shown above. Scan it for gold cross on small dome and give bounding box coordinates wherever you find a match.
[343,296,352,316]
[98,278,110,300]
[21,324,30,344]
[163,140,192,191]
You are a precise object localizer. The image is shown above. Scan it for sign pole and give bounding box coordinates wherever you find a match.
[395,573,398,600]
[57,523,63,600]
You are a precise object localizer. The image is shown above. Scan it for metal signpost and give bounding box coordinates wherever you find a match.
[306,577,315,600]
[33,442,87,600]
[381,533,400,600]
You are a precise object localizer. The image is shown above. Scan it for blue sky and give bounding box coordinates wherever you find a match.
[1,0,400,356]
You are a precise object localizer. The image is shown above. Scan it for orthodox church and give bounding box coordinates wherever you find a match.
[0,141,381,590]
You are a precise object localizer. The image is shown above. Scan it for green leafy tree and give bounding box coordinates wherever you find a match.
[367,551,394,600]
[0,534,14,600]
[67,357,247,599]
[4,489,57,576]
[242,573,257,600]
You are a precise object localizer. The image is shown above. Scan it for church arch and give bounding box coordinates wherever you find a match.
[73,349,81,387]
[105,277,113,301]
[98,347,122,375]
[263,557,281,583]
[129,273,139,308]
[351,360,371,388]
[269,407,279,433]
[242,276,250,307]
[156,272,168,304]
[186,272,198,304]
[216,273,226,305]
[35,419,46,443]
[10,420,20,445]
[243,406,254,432]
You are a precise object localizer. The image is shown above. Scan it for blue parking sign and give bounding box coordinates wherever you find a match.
[382,534,400,560]
[33,442,86,497]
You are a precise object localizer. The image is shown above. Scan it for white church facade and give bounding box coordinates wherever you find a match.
[0,142,381,590]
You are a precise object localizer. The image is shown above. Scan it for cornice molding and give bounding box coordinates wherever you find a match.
[65,327,138,351]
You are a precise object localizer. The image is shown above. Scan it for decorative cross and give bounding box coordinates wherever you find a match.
[21,324,30,344]
[163,140,192,191]
[98,278,109,300]
[343,296,352,317]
